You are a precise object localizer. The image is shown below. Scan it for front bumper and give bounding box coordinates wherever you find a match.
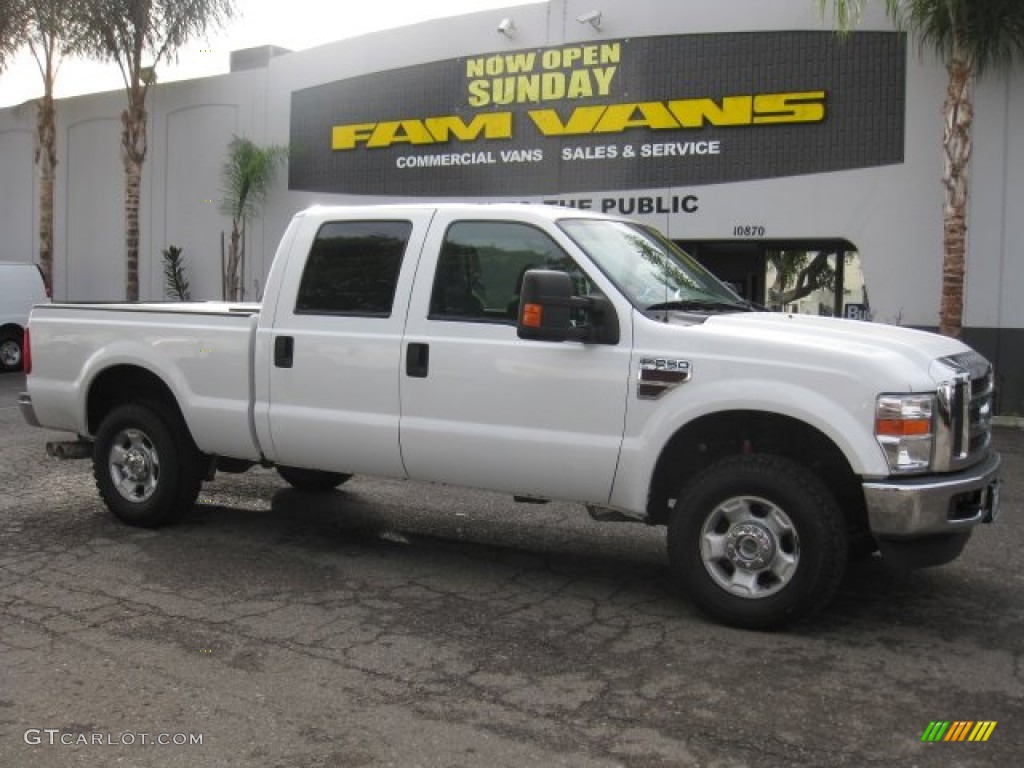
[18,392,41,428]
[863,452,1001,538]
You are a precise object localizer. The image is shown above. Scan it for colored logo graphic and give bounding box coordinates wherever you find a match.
[921,721,997,742]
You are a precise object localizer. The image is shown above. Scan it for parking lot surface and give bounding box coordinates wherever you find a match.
[1,371,1022,767]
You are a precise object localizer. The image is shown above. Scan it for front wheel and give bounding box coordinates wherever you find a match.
[93,402,203,528]
[276,466,351,492]
[668,454,848,630]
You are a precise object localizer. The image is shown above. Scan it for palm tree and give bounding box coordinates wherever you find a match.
[0,2,85,295]
[22,2,89,294]
[219,136,287,301]
[818,0,1024,338]
[81,0,234,301]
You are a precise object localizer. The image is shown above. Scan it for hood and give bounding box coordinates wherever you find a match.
[670,311,976,389]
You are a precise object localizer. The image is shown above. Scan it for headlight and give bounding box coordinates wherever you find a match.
[875,394,934,473]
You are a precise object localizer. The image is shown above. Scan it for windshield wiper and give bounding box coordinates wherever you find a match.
[645,298,753,313]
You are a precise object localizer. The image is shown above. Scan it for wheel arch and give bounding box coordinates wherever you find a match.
[86,364,191,441]
[646,409,867,537]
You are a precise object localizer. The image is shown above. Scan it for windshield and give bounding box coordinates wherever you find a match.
[558,219,749,312]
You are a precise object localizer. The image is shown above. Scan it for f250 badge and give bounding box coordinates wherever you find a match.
[638,358,692,400]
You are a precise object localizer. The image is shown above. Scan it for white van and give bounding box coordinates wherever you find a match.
[0,261,50,372]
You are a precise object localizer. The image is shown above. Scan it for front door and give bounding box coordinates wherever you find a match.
[399,211,632,503]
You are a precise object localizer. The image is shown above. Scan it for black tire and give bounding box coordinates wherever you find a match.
[0,329,22,372]
[668,454,848,630]
[93,402,203,528]
[276,466,351,492]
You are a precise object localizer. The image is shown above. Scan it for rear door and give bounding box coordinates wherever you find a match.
[399,210,632,503]
[264,210,433,476]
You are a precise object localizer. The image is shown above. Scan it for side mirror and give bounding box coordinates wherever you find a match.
[516,270,618,344]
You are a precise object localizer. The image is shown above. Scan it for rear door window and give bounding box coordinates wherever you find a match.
[295,220,413,316]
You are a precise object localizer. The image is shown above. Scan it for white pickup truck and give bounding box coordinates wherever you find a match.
[20,204,1001,629]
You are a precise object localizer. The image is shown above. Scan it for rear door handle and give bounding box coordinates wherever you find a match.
[406,342,429,378]
[274,336,294,368]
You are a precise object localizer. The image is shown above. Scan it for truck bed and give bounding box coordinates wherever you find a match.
[27,302,262,461]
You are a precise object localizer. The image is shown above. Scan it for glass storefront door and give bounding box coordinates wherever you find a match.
[676,240,868,319]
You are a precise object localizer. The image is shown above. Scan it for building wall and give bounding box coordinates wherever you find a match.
[0,0,1021,408]
[0,124,34,261]
[64,111,122,300]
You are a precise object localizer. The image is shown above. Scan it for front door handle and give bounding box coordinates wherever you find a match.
[406,342,429,378]
[274,336,294,368]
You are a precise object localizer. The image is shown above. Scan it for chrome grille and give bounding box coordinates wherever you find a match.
[935,351,994,471]
[968,367,994,455]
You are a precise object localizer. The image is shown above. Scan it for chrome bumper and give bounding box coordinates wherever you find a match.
[863,452,1001,537]
[18,392,41,428]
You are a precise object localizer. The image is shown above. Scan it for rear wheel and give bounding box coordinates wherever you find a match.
[276,466,351,492]
[668,454,847,630]
[0,330,22,372]
[93,402,203,527]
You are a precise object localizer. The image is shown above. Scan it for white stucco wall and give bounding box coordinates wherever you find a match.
[0,125,34,263]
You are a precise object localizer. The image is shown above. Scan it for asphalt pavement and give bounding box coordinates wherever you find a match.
[1,371,1021,767]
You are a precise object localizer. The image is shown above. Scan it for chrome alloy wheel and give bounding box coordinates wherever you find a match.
[699,495,800,599]
[108,428,160,503]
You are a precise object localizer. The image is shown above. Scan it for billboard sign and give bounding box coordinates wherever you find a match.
[289,31,905,197]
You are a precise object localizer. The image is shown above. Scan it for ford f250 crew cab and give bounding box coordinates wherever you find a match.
[19,204,1002,629]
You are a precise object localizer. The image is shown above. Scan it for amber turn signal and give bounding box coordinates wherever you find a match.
[875,418,930,437]
[521,303,543,328]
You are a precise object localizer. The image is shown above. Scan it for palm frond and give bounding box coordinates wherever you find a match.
[0,0,29,70]
[219,135,288,221]
[838,0,1024,75]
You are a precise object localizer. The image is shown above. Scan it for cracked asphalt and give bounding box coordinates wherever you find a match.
[1,371,1021,767]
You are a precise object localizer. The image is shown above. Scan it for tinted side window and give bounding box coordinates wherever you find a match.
[429,221,597,323]
[295,220,412,316]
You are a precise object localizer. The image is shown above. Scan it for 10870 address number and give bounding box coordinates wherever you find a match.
[733,225,766,237]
